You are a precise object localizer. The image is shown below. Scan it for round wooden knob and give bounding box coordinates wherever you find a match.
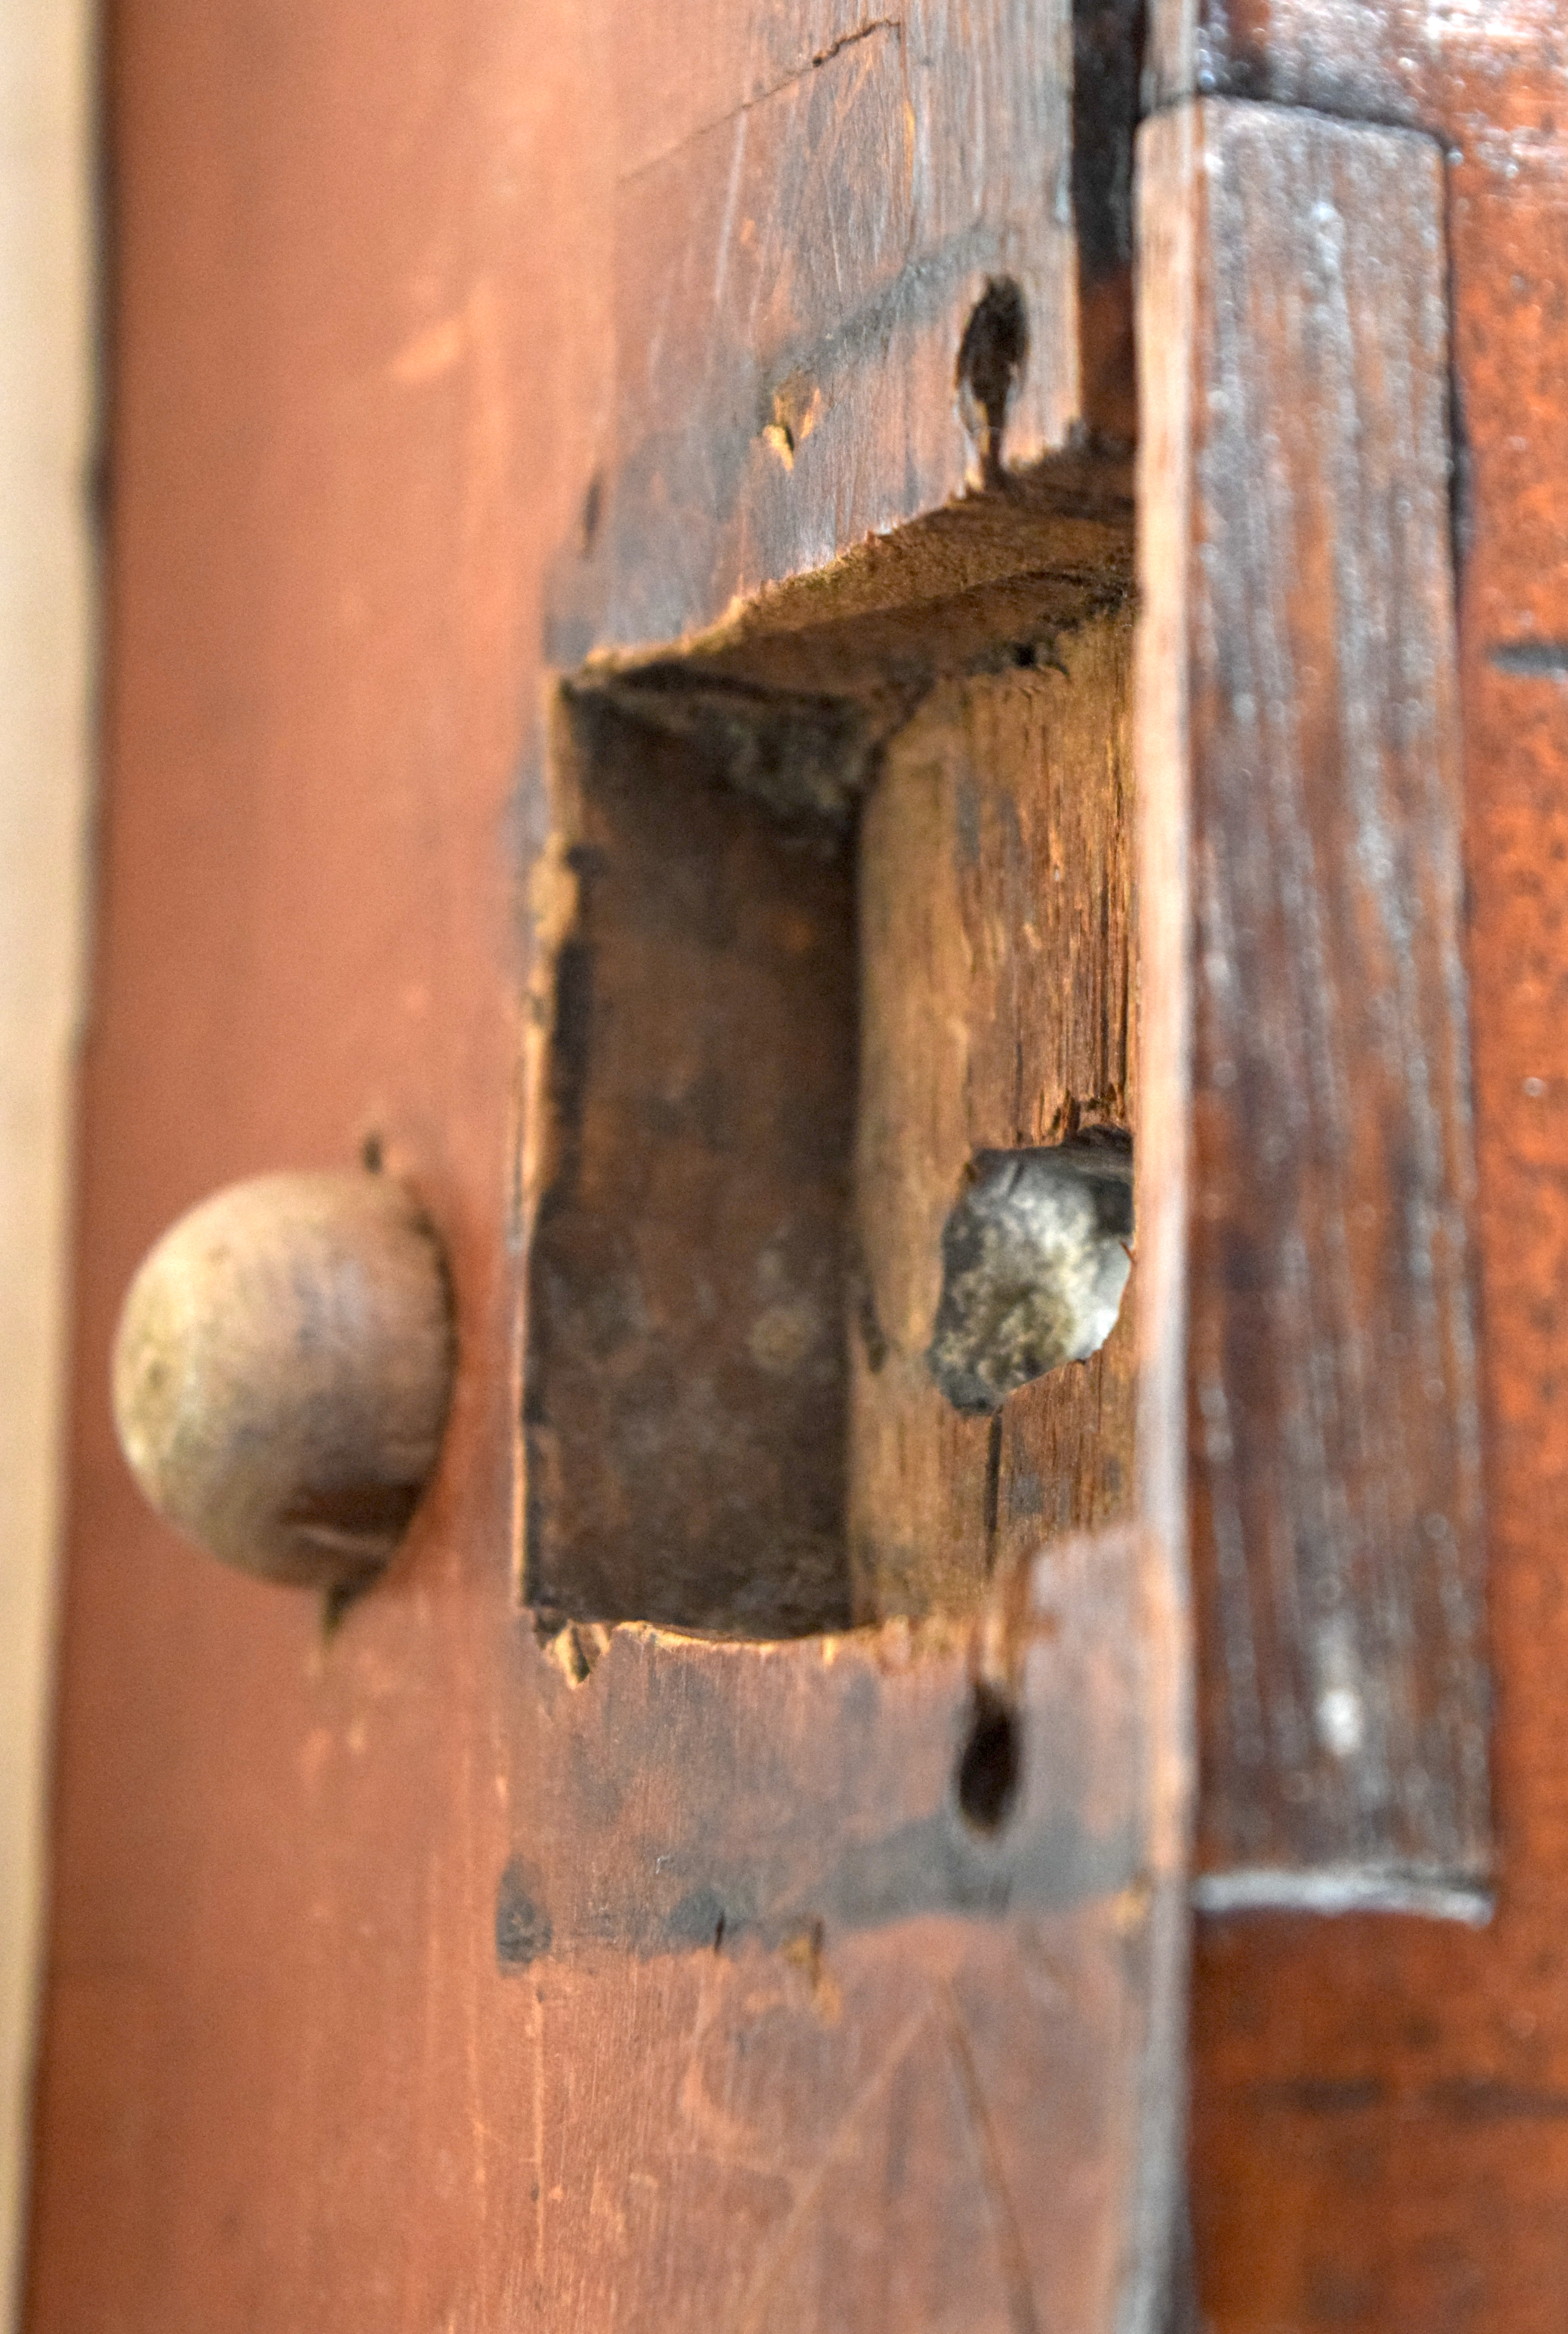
[112,1171,455,1589]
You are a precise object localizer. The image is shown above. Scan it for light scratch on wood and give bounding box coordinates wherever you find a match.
[941,1980,1042,2334]
[733,1998,933,2334]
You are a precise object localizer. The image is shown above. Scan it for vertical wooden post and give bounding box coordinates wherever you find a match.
[1139,97,1487,1909]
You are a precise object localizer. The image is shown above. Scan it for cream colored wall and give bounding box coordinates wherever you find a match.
[0,3,95,2321]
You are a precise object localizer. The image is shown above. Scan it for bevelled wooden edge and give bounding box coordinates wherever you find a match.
[112,1171,455,1589]
[1130,95,1201,2334]
[1139,99,1488,1902]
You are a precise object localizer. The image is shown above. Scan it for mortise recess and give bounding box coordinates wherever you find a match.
[525,681,859,1637]
[523,461,1138,1637]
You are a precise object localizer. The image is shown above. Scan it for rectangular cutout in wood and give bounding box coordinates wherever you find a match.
[520,477,1138,1636]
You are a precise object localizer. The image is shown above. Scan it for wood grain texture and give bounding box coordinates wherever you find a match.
[516,486,1188,2325]
[575,0,1090,648]
[852,612,1138,1620]
[1117,15,1568,2323]
[510,1529,1175,2332]
[525,518,1141,1639]
[1169,31,1568,2329]
[1139,99,1487,1907]
[23,1,1189,2329]
[1129,110,1203,2334]
[1149,0,1567,137]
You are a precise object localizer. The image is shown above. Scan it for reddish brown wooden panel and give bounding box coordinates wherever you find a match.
[25,5,559,2325]
[1152,27,1568,2334]
[513,1528,1178,2331]
[25,2,1185,2330]
[1139,98,1486,1904]
[1151,0,1565,136]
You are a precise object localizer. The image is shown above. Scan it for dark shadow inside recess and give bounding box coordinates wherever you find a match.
[524,681,861,1637]
[523,458,1137,1639]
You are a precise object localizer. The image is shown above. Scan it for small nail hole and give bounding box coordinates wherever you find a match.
[957,1682,1021,1832]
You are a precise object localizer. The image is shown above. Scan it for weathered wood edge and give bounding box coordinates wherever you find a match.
[1145,0,1566,132]
[518,1526,1142,1960]
[1138,96,1490,1911]
[516,1521,1186,2330]
[1129,94,1198,2333]
[595,0,1082,649]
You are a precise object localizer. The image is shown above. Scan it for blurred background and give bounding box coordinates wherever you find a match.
[0,3,95,2324]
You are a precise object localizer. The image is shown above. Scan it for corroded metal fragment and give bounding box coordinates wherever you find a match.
[926,1135,1134,1414]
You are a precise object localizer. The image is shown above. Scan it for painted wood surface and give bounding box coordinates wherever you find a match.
[23,1,1189,2329]
[514,1528,1179,2331]
[1139,99,1487,1908]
